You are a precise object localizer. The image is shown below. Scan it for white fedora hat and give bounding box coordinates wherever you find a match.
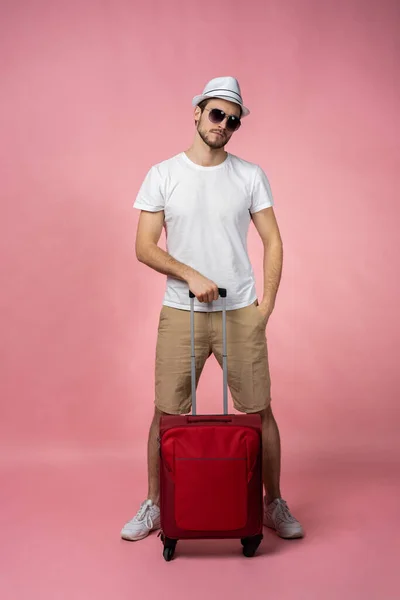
[192,76,250,117]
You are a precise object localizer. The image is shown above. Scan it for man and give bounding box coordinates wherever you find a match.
[121,76,304,542]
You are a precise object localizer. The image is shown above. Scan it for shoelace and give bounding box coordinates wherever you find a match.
[274,499,296,523]
[135,502,154,529]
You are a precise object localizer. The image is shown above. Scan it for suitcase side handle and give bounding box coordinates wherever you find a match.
[187,417,232,423]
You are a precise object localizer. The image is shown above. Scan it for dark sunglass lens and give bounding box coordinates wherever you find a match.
[226,116,241,132]
[208,108,225,124]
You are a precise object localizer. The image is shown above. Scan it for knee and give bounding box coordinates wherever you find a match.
[153,407,169,424]
[255,405,274,422]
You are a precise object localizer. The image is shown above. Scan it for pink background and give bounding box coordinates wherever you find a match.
[1,0,399,598]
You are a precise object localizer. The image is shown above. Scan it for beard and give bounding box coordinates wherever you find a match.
[197,123,228,150]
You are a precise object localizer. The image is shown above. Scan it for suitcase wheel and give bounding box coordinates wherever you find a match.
[241,534,263,557]
[160,534,177,562]
[163,546,175,562]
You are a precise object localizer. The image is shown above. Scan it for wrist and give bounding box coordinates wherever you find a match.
[182,266,197,283]
[259,300,274,316]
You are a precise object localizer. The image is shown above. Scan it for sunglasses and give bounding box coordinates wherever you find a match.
[203,107,241,132]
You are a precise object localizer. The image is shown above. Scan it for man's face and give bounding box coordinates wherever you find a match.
[195,99,241,150]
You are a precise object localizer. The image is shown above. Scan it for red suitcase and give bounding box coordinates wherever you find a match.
[159,288,263,561]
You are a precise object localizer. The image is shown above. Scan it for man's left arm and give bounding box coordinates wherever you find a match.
[251,207,283,323]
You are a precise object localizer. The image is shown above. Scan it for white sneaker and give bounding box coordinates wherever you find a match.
[264,498,304,539]
[121,499,161,541]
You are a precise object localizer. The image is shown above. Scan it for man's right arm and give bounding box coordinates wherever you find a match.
[135,210,219,303]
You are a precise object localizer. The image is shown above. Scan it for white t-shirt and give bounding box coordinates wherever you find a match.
[133,152,274,312]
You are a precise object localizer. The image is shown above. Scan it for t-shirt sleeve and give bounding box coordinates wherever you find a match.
[133,166,165,212]
[250,165,274,214]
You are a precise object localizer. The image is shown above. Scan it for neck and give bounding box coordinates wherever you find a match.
[185,136,227,167]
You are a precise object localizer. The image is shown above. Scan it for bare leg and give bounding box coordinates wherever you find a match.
[147,407,166,505]
[259,406,282,502]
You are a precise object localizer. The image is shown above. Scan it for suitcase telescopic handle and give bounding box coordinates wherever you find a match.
[189,288,228,416]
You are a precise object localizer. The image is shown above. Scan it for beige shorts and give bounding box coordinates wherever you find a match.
[155,301,271,414]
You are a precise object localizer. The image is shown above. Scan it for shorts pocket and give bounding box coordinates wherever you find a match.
[250,302,268,328]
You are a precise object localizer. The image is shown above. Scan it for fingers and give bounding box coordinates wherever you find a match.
[198,283,219,303]
[207,284,219,303]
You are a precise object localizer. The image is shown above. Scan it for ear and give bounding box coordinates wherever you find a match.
[194,105,202,125]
